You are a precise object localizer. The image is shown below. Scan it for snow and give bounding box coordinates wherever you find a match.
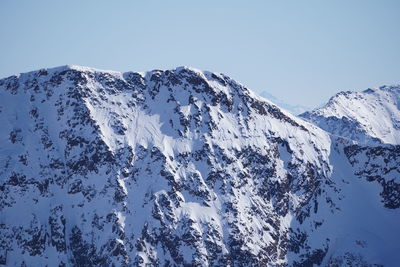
[301,85,400,145]
[0,65,399,266]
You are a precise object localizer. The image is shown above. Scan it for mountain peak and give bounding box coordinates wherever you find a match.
[301,83,400,145]
[1,66,399,266]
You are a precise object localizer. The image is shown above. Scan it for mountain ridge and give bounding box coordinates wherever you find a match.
[300,84,400,145]
[0,66,399,266]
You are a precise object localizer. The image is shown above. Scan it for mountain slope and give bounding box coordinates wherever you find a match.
[300,85,400,145]
[259,91,310,115]
[0,66,399,266]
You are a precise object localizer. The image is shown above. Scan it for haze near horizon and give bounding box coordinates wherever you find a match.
[0,0,399,107]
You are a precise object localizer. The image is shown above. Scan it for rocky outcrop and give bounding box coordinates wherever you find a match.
[0,66,399,266]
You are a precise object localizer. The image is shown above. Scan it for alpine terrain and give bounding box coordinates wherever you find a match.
[0,66,399,266]
[300,85,400,145]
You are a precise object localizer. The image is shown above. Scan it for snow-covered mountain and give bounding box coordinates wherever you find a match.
[259,91,310,115]
[300,85,400,145]
[0,66,399,266]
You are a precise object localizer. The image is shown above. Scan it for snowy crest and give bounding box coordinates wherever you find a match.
[0,66,399,266]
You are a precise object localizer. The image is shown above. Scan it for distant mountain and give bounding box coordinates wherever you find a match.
[0,66,399,266]
[259,91,310,115]
[300,85,400,145]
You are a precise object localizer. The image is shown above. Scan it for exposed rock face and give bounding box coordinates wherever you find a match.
[300,85,400,145]
[0,66,399,266]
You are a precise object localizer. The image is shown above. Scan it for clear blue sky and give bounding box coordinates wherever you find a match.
[0,0,399,107]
